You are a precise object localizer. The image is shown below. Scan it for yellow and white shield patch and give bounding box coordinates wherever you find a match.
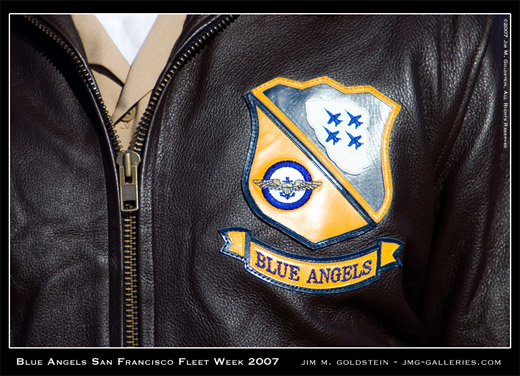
[242,77,401,249]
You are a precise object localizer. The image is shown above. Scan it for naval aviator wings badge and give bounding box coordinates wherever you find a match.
[242,77,401,249]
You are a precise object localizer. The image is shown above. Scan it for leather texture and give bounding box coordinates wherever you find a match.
[10,14,509,347]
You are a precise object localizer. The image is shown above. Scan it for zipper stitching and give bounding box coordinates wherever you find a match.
[23,14,237,347]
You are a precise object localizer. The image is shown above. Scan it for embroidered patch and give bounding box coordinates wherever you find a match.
[253,160,322,210]
[243,77,401,249]
[219,228,403,294]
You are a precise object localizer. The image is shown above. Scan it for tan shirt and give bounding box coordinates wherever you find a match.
[72,14,187,149]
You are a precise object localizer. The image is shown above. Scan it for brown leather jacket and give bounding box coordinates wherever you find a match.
[10,14,510,348]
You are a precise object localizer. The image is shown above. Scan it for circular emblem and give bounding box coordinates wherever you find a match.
[261,161,314,210]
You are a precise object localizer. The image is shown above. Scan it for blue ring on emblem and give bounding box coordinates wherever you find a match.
[262,161,313,210]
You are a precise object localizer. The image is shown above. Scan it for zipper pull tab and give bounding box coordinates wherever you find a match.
[116,150,141,212]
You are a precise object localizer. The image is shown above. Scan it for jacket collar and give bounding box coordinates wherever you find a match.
[35,14,223,68]
[36,15,87,59]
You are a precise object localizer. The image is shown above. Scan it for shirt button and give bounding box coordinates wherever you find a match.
[121,106,137,122]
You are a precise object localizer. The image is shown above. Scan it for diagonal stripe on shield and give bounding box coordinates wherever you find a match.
[242,77,400,250]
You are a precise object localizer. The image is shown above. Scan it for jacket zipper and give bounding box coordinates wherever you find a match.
[24,14,236,347]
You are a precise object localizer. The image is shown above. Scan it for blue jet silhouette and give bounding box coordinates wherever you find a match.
[346,112,363,128]
[346,132,363,149]
[325,108,343,126]
[323,127,341,145]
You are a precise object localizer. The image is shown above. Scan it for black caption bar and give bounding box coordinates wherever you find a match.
[1,348,519,376]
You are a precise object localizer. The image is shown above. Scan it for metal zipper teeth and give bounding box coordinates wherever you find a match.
[23,16,123,155]
[24,14,237,347]
[122,214,138,347]
[123,15,236,347]
[130,15,237,154]
[23,15,136,346]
